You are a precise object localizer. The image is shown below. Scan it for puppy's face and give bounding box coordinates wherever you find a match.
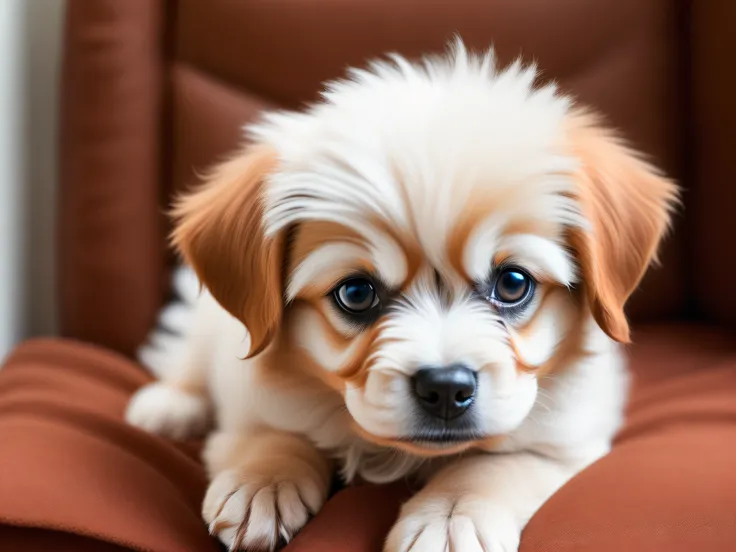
[173,44,677,456]
[284,221,575,455]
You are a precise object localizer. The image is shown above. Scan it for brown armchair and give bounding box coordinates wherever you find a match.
[2,1,735,551]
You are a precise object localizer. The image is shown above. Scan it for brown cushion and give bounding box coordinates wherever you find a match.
[2,326,735,551]
[0,339,218,552]
[0,527,131,552]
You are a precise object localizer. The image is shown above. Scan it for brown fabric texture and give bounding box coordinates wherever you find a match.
[0,339,217,552]
[58,0,168,356]
[1,327,735,551]
[0,528,131,552]
[691,1,736,323]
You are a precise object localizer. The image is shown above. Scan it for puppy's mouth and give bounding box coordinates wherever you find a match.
[401,428,486,445]
[351,420,494,457]
[389,427,498,457]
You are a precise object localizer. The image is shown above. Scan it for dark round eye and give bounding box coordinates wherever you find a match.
[492,268,532,304]
[334,278,378,313]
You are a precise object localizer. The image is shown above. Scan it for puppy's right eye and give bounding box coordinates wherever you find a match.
[333,278,379,314]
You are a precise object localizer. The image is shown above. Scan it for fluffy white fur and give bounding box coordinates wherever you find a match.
[125,41,676,552]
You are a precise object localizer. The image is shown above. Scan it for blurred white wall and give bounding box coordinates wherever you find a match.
[0,0,66,358]
[0,0,25,357]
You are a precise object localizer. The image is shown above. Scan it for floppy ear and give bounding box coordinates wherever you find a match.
[171,145,285,357]
[566,111,679,344]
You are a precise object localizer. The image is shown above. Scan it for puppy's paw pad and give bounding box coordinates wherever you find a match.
[204,469,325,551]
[385,499,520,552]
[125,382,210,440]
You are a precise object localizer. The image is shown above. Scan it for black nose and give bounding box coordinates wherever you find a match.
[412,365,477,420]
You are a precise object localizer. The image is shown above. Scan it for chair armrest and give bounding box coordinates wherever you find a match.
[0,339,219,552]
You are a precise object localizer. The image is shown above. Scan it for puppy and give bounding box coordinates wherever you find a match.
[126,41,678,552]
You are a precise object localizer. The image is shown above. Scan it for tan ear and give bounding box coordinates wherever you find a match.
[566,111,679,344]
[171,145,284,357]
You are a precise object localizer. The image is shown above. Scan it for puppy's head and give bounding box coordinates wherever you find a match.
[173,43,678,456]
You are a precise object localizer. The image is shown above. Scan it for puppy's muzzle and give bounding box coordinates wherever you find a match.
[412,365,477,420]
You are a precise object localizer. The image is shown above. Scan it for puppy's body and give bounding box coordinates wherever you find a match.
[126,42,676,552]
[129,278,625,549]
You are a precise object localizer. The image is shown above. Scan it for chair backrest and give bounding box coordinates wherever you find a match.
[58,0,735,356]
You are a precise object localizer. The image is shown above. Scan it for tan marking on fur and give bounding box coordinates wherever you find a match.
[171,145,284,357]
[387,161,427,284]
[205,428,332,480]
[290,219,421,297]
[275,303,382,393]
[512,288,590,377]
[299,300,353,349]
[287,284,400,390]
[563,109,679,343]
[335,326,383,387]
[401,250,424,291]
[384,228,424,290]
[169,378,209,397]
[491,248,560,289]
[252,315,349,395]
[344,333,404,391]
[513,283,554,339]
[447,197,562,282]
[502,218,561,240]
[476,435,509,452]
[271,305,347,393]
[446,195,500,280]
[289,222,368,273]
[492,251,509,267]
[535,297,591,378]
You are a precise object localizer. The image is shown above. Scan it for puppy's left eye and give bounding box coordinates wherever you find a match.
[334,278,379,313]
[491,268,534,306]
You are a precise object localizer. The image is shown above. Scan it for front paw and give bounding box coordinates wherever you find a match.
[385,494,521,552]
[203,468,327,551]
